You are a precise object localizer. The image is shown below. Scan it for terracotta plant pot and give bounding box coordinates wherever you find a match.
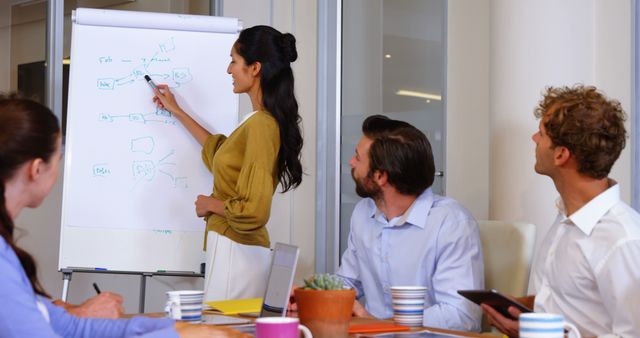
[294,288,356,338]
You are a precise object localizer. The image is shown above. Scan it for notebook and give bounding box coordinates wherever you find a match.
[202,242,299,325]
[205,298,263,315]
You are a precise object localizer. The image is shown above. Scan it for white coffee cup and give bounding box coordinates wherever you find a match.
[519,313,581,338]
[165,290,204,322]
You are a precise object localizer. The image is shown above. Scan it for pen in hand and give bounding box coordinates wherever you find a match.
[144,74,158,91]
[145,74,167,110]
[92,282,101,294]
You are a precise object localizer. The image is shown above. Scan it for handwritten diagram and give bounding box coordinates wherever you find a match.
[96,37,193,90]
[98,106,176,125]
[88,37,198,192]
[63,13,239,234]
[92,136,188,190]
[131,136,155,154]
[132,147,188,190]
[92,163,111,177]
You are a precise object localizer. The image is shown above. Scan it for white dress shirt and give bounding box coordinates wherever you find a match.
[530,183,640,338]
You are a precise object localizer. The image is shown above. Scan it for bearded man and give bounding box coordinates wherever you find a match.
[337,115,484,332]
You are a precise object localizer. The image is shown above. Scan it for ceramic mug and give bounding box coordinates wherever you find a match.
[519,313,582,338]
[390,286,427,327]
[164,290,204,322]
[255,317,313,338]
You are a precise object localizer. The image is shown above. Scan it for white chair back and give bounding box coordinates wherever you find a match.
[478,220,536,332]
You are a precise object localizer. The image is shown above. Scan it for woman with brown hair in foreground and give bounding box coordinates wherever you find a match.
[0,94,248,338]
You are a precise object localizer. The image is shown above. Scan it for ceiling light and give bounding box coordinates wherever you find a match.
[396,89,442,101]
[384,54,391,59]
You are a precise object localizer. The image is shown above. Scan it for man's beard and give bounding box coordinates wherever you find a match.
[352,169,382,200]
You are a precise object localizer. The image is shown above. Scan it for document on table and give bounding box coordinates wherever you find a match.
[204,298,262,315]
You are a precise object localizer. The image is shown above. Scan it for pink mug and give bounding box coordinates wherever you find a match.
[255,317,313,338]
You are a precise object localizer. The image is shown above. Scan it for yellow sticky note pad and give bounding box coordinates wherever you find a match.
[204,298,263,315]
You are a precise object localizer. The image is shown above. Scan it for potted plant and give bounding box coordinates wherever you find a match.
[294,273,356,338]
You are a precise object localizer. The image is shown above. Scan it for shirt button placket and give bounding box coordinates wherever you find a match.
[380,228,391,291]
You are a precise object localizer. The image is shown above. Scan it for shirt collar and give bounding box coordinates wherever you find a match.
[370,188,434,228]
[239,110,258,125]
[555,180,620,235]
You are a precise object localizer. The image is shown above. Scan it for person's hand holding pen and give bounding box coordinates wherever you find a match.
[52,292,124,319]
[152,83,186,118]
[74,292,125,318]
[144,73,211,146]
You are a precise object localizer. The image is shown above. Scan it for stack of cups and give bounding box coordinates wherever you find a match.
[390,286,427,327]
[165,290,205,323]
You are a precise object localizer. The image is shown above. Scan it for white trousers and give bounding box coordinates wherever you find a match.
[203,231,271,302]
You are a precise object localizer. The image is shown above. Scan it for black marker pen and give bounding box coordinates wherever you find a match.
[92,282,102,294]
[143,75,158,91]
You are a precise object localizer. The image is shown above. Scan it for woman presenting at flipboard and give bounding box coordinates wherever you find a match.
[152,25,303,301]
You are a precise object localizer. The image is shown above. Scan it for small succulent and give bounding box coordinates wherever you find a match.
[302,273,349,290]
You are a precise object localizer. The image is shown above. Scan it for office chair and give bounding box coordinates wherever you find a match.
[477,220,536,331]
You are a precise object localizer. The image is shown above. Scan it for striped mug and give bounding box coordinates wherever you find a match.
[519,313,581,338]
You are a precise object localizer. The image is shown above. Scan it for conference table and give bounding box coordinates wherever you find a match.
[134,313,497,337]
[346,317,496,337]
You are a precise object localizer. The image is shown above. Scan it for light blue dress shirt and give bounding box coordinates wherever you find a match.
[0,237,178,338]
[337,188,484,332]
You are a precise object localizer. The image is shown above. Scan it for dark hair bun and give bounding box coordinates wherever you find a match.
[280,33,297,63]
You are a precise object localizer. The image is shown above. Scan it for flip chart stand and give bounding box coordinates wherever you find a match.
[60,268,203,313]
[59,8,239,283]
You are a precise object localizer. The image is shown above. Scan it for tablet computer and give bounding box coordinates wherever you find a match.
[457,289,532,319]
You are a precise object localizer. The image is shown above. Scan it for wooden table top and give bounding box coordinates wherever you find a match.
[347,317,498,337]
[130,312,499,337]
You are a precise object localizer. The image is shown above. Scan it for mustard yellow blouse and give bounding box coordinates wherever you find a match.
[201,110,280,248]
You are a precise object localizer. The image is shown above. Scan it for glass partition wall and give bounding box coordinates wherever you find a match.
[338,0,447,256]
[2,1,48,98]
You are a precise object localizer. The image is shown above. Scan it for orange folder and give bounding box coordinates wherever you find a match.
[348,322,411,334]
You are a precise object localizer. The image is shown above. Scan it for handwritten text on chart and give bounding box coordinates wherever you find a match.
[95,37,193,90]
[98,107,176,125]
